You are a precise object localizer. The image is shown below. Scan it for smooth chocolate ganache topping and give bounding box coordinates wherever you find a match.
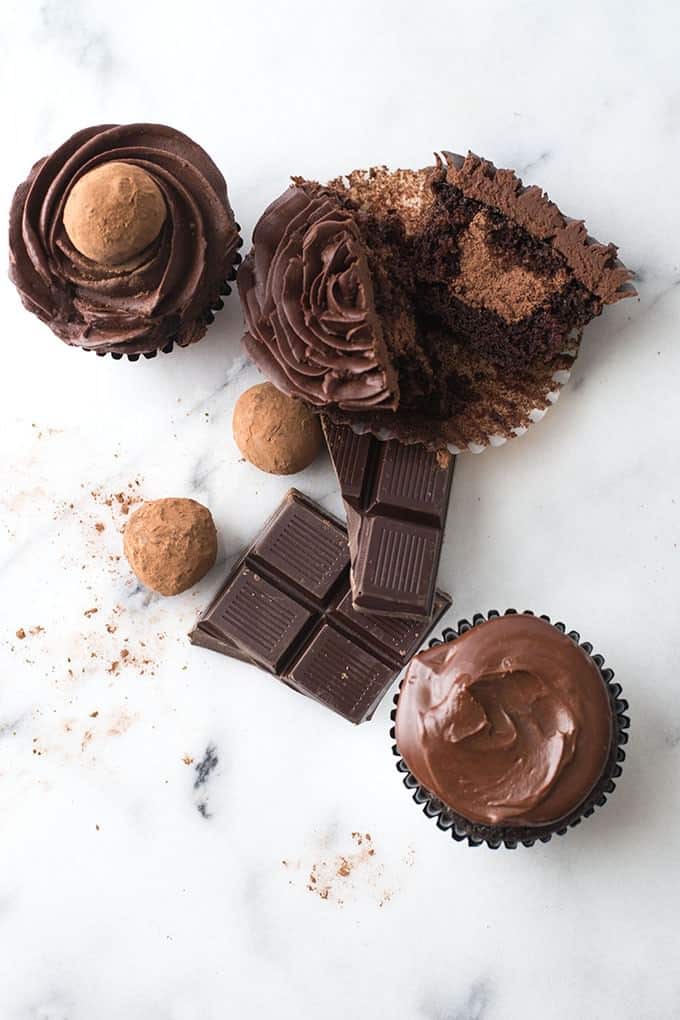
[239,187,398,411]
[395,614,613,827]
[9,123,241,357]
[240,153,635,450]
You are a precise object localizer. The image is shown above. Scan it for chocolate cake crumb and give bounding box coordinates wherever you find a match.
[295,153,634,449]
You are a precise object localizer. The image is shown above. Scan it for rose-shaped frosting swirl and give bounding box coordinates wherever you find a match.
[396,614,612,827]
[9,123,240,355]
[238,186,398,411]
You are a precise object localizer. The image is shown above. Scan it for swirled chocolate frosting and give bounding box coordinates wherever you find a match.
[240,154,634,450]
[396,615,613,827]
[238,186,398,411]
[9,124,241,356]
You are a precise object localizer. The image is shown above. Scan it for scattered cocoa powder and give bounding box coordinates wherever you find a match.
[290,832,391,907]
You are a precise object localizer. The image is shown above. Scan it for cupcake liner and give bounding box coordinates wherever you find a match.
[348,328,582,455]
[390,608,629,849]
[89,227,244,362]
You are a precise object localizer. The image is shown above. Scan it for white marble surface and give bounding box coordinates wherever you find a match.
[1,2,679,1017]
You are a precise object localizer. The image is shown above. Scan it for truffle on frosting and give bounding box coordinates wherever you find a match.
[123,498,218,596]
[9,123,242,357]
[63,162,167,266]
[233,382,322,475]
[238,152,635,451]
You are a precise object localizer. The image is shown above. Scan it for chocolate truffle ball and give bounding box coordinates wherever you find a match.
[233,382,322,475]
[123,498,217,596]
[63,161,166,265]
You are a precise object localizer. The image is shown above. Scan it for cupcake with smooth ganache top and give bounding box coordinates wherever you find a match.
[9,123,242,359]
[239,152,635,451]
[392,611,629,848]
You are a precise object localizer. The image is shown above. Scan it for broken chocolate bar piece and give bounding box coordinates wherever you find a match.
[322,420,455,618]
[189,489,451,723]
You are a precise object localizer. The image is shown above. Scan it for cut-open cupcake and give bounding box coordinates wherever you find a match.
[239,152,635,451]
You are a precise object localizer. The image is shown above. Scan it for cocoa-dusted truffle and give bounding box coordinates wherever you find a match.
[9,123,242,358]
[233,382,322,475]
[63,162,166,266]
[123,498,217,596]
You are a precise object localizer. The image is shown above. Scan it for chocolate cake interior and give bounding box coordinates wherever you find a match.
[306,155,632,447]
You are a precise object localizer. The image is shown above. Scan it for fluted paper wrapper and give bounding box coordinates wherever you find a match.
[91,232,243,362]
[347,328,582,455]
[390,609,629,849]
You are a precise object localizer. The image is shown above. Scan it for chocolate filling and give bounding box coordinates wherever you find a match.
[241,153,634,449]
[319,168,601,441]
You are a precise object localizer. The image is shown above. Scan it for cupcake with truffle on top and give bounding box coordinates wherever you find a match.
[9,124,242,359]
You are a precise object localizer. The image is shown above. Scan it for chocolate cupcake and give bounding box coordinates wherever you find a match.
[9,124,242,360]
[239,153,635,450]
[391,611,629,848]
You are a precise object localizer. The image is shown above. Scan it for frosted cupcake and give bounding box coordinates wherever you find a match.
[392,611,629,848]
[9,123,242,359]
[239,152,635,450]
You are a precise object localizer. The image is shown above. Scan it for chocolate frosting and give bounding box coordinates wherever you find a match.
[238,187,398,411]
[239,153,634,451]
[396,615,613,827]
[9,123,241,355]
[440,152,636,304]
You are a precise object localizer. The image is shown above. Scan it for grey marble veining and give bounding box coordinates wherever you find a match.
[1,1,679,1018]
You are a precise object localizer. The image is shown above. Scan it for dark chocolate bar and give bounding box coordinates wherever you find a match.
[322,420,455,618]
[190,490,451,723]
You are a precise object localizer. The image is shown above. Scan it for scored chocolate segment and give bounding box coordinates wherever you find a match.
[288,628,395,721]
[190,489,451,723]
[322,420,455,618]
[199,566,313,673]
[353,517,442,616]
[252,495,348,600]
[334,589,450,663]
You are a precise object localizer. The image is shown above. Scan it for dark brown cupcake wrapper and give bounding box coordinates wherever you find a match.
[88,227,244,362]
[390,608,629,849]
